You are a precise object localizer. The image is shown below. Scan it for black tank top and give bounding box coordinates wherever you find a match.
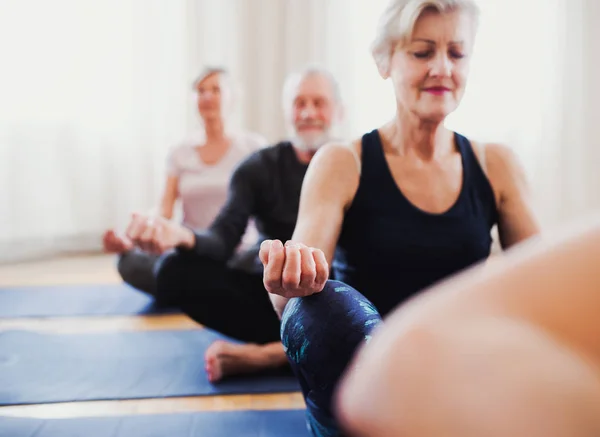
[332,129,498,316]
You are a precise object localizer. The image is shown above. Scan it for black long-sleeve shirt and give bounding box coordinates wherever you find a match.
[182,141,308,273]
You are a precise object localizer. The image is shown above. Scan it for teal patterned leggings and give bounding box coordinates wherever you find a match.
[280,280,383,436]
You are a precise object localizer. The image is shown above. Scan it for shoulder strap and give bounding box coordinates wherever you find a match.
[348,143,361,176]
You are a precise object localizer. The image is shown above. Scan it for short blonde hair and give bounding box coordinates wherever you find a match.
[372,0,480,75]
[191,67,240,125]
[192,67,229,91]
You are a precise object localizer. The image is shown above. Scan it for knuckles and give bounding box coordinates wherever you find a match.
[281,274,300,289]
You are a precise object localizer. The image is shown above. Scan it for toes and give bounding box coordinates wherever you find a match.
[204,353,222,383]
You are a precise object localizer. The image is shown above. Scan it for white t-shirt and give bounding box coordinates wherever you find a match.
[166,131,266,247]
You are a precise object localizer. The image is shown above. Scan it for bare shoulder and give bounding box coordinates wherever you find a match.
[302,140,362,209]
[485,143,524,173]
[310,139,362,175]
[481,143,529,200]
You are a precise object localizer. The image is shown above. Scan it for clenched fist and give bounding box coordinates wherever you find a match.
[260,239,329,298]
[125,213,195,254]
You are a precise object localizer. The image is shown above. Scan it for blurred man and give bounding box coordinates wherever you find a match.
[121,65,344,381]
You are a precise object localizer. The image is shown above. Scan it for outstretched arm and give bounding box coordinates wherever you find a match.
[336,216,600,437]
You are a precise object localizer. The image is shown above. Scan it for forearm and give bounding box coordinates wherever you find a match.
[143,201,173,220]
[158,175,179,220]
[158,205,174,220]
[266,217,340,319]
[269,294,290,320]
[177,227,232,261]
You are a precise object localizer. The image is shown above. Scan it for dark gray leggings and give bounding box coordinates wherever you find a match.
[116,249,159,296]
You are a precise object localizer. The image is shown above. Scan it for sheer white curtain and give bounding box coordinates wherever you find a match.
[541,0,600,227]
[443,0,593,229]
[0,0,237,262]
[1,0,597,263]
[0,0,387,265]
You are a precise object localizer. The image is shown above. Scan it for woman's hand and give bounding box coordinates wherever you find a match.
[260,239,329,298]
[125,213,195,254]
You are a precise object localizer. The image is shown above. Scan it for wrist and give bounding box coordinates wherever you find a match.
[179,227,196,250]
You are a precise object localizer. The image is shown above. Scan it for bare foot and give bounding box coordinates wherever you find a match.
[102,229,133,254]
[204,340,288,383]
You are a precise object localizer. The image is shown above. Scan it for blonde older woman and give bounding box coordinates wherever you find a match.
[103,67,265,295]
[259,0,539,435]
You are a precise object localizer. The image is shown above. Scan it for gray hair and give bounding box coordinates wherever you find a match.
[190,66,240,128]
[371,0,480,75]
[281,64,342,113]
[192,66,230,90]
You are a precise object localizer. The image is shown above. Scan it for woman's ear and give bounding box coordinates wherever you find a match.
[373,48,392,80]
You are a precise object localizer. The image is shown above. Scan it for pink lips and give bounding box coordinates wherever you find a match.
[423,87,451,96]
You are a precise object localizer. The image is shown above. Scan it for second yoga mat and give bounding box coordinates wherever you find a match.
[0,329,300,405]
[0,284,177,318]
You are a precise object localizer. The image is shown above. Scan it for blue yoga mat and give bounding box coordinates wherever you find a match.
[0,330,300,405]
[0,284,177,318]
[0,410,311,437]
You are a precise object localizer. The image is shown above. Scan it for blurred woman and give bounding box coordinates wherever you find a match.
[103,67,265,296]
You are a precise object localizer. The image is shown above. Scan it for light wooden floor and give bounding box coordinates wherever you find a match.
[0,254,304,419]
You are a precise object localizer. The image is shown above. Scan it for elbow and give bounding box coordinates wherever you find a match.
[190,229,231,261]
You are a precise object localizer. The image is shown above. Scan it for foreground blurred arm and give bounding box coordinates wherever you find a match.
[336,216,600,437]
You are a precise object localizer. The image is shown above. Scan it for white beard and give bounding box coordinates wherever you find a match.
[292,130,331,152]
